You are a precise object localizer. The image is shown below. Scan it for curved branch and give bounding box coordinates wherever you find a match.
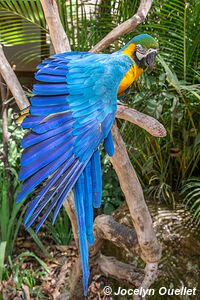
[94,215,141,256]
[90,0,153,53]
[97,255,144,287]
[116,105,166,137]
[69,254,145,299]
[0,45,30,110]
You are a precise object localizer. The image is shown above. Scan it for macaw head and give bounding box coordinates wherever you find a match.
[121,34,159,71]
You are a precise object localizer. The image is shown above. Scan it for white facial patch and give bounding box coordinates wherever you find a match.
[136,46,157,61]
[136,44,147,61]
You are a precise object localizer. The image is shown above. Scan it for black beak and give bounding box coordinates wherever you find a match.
[145,50,157,71]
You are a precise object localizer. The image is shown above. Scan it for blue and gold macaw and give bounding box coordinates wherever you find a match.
[17,34,158,295]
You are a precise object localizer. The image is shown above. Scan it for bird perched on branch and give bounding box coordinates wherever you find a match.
[17,34,158,295]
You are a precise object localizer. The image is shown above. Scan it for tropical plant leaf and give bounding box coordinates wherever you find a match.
[181,178,200,223]
[0,241,7,281]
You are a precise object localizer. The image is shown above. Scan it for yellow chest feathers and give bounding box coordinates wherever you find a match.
[117,43,143,96]
[118,63,143,95]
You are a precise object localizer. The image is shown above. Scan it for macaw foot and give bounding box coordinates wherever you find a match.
[13,107,30,126]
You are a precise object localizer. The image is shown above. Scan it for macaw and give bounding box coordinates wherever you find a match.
[17,34,158,295]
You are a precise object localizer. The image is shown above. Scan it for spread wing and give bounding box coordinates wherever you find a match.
[17,51,132,294]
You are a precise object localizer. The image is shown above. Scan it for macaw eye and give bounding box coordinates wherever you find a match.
[136,44,146,54]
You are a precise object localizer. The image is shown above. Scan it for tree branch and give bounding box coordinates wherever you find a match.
[40,0,71,53]
[117,105,166,137]
[110,122,161,263]
[91,0,153,53]
[0,75,9,170]
[94,215,141,256]
[97,255,145,287]
[0,45,30,110]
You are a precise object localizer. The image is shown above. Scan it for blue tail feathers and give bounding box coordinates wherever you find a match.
[74,173,90,296]
[73,149,104,295]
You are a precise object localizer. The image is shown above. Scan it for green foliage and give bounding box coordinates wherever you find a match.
[141,0,200,81]
[0,171,50,279]
[27,229,51,257]
[0,171,25,261]
[0,108,24,171]
[102,155,123,214]
[0,242,6,281]
[0,0,141,62]
[3,252,48,298]
[122,57,200,205]
[44,207,72,245]
[6,251,49,284]
[181,178,200,224]
[0,107,50,280]
[117,0,200,211]
[0,170,26,281]
[0,108,25,263]
[0,0,200,73]
[0,0,47,63]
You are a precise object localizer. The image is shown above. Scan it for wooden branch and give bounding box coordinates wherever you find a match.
[69,214,141,298]
[0,45,30,110]
[110,123,162,299]
[0,75,9,170]
[94,215,141,256]
[91,0,153,53]
[117,105,166,137]
[69,257,83,298]
[40,0,71,53]
[69,254,145,299]
[22,284,31,300]
[110,122,161,263]
[97,255,144,287]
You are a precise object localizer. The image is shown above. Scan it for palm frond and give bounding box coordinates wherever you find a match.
[0,0,48,64]
[142,0,200,81]
[0,0,46,45]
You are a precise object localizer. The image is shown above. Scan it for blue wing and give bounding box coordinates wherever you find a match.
[17,51,133,295]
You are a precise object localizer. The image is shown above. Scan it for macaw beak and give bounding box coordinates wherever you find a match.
[145,49,157,71]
